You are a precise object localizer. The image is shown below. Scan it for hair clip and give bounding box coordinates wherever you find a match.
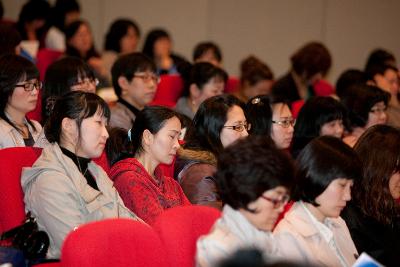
[251,97,261,104]
[127,128,132,142]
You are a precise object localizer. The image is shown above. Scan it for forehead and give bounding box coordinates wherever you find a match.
[226,105,245,122]
[159,116,181,130]
[272,103,291,117]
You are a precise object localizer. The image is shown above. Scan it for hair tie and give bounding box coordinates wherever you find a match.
[127,128,132,142]
[251,97,261,105]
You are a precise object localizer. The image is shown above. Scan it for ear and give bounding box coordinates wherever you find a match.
[118,76,130,95]
[142,129,154,148]
[61,117,78,140]
[190,84,201,99]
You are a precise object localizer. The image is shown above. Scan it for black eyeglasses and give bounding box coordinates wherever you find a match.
[272,118,296,128]
[134,73,160,84]
[223,122,251,132]
[261,194,290,209]
[15,81,42,92]
[72,78,99,87]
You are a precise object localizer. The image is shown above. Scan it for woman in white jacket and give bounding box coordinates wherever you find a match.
[274,136,361,267]
[22,91,142,259]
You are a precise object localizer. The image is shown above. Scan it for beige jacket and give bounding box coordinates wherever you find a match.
[0,118,42,148]
[21,143,142,258]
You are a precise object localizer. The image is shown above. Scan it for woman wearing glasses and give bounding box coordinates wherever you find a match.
[0,54,42,148]
[196,136,306,267]
[175,95,249,209]
[274,136,361,267]
[245,95,295,150]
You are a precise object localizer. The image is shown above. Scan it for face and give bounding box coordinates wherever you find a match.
[68,23,93,55]
[64,11,80,26]
[246,79,274,99]
[7,78,40,115]
[122,71,158,109]
[147,116,181,165]
[270,103,294,149]
[241,186,288,231]
[374,69,399,95]
[365,101,387,129]
[314,178,353,219]
[70,76,97,93]
[75,111,109,158]
[195,77,225,105]
[120,26,139,54]
[154,37,171,58]
[389,171,400,200]
[319,119,344,138]
[220,105,249,148]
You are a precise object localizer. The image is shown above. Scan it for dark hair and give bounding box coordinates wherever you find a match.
[181,62,228,97]
[42,56,96,123]
[293,136,361,206]
[50,0,80,31]
[341,84,390,128]
[184,94,244,155]
[291,42,332,79]
[17,0,50,41]
[104,18,141,53]
[353,125,400,225]
[335,69,367,99]
[245,95,288,136]
[192,41,222,63]
[240,55,274,87]
[106,106,179,165]
[0,54,39,132]
[365,48,396,71]
[142,28,170,60]
[45,91,110,143]
[365,64,399,82]
[216,135,294,211]
[292,96,346,158]
[65,20,99,60]
[0,24,22,56]
[111,52,156,97]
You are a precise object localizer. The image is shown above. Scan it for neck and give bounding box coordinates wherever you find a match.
[390,94,400,107]
[135,152,159,180]
[5,105,26,125]
[121,96,144,111]
[187,97,199,113]
[304,202,326,222]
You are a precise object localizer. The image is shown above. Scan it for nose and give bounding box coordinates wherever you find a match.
[344,185,352,201]
[173,137,180,150]
[336,124,344,137]
[287,124,294,134]
[381,111,388,123]
[241,129,249,137]
[102,125,109,139]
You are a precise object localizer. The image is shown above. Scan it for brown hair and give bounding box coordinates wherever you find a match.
[240,55,274,86]
[353,125,400,225]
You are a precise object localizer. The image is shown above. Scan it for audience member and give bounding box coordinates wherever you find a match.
[106,106,190,225]
[291,96,346,158]
[234,56,274,102]
[196,135,305,267]
[45,0,80,51]
[341,125,400,266]
[245,95,294,150]
[0,54,42,148]
[274,136,361,266]
[0,23,22,56]
[176,95,248,209]
[192,41,223,67]
[109,52,158,130]
[272,42,331,106]
[176,62,228,119]
[102,18,141,83]
[341,84,389,147]
[335,69,367,99]
[365,48,397,71]
[21,91,141,258]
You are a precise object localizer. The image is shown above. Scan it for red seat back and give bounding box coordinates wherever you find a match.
[0,147,42,234]
[314,79,334,96]
[61,219,169,267]
[36,48,63,80]
[150,75,184,108]
[225,76,240,93]
[291,99,305,119]
[153,205,221,267]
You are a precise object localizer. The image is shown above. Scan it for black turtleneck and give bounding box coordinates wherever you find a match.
[60,147,99,191]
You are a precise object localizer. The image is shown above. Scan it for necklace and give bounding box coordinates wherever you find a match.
[76,156,88,176]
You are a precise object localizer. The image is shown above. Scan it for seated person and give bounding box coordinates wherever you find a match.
[192,41,223,67]
[0,54,42,148]
[109,52,158,130]
[106,106,190,225]
[196,136,305,267]
[22,91,141,258]
[274,136,361,266]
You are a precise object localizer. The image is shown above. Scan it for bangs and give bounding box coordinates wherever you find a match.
[81,94,111,122]
[23,63,40,81]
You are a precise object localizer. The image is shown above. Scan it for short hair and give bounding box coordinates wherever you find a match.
[365,63,399,81]
[240,55,274,86]
[45,91,110,144]
[111,52,156,97]
[42,56,96,123]
[292,96,346,158]
[17,0,50,40]
[104,19,141,53]
[335,69,367,99]
[291,42,332,79]
[353,125,400,225]
[293,136,361,206]
[65,20,99,60]
[184,94,244,155]
[365,48,396,71]
[0,54,39,132]
[142,28,170,60]
[106,106,180,165]
[216,135,294,211]
[0,24,21,56]
[341,84,390,128]
[181,62,228,97]
[192,41,222,63]
[50,0,80,31]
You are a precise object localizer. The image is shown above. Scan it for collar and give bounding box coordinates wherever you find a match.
[118,98,141,116]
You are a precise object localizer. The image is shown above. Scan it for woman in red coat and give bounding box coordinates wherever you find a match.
[106,106,190,224]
